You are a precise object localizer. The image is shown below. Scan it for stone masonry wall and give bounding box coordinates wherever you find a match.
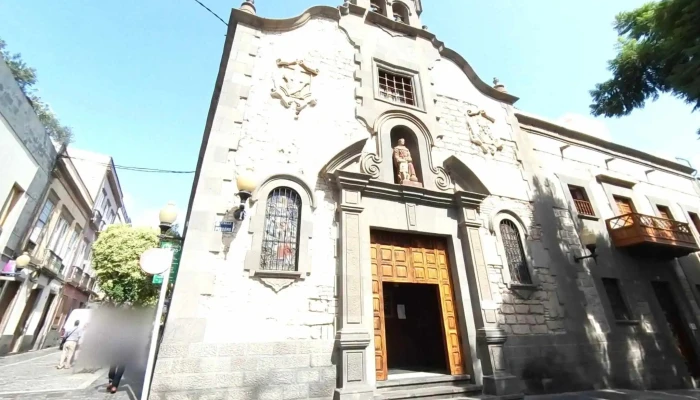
[152,17,362,399]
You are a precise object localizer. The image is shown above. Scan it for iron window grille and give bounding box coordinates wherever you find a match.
[260,187,302,272]
[499,219,533,284]
[378,70,415,106]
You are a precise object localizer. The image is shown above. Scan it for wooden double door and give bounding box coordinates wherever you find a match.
[370,230,465,381]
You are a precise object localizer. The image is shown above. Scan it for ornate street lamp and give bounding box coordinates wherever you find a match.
[234,171,258,221]
[15,252,31,268]
[158,202,178,235]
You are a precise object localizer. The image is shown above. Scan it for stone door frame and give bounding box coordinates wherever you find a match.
[330,169,522,399]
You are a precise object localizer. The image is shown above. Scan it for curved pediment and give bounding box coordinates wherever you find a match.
[442,156,490,196]
[320,138,367,176]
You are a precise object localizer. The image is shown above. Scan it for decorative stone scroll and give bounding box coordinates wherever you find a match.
[466,109,503,155]
[271,59,319,119]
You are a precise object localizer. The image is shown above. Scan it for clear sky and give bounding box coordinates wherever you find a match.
[1,0,698,227]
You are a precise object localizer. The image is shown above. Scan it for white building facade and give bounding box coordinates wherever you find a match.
[151,1,700,399]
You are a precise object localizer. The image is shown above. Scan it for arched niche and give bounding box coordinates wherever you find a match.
[390,126,424,184]
[360,111,450,192]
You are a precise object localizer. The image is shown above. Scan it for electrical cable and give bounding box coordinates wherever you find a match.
[60,155,195,174]
[191,0,228,26]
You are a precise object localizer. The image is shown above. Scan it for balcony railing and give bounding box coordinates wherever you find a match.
[606,213,699,258]
[573,199,595,217]
[44,249,65,276]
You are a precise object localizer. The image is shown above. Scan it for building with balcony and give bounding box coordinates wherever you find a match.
[0,54,62,355]
[151,1,700,399]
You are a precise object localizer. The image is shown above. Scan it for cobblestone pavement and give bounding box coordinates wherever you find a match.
[526,388,700,399]
[0,348,141,400]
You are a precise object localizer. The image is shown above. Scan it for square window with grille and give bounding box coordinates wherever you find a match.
[260,187,302,272]
[568,185,595,217]
[601,278,631,321]
[378,70,415,106]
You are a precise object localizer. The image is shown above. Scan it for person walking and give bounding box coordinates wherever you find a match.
[107,365,126,394]
[57,320,82,369]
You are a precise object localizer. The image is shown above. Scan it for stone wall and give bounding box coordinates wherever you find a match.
[152,16,361,399]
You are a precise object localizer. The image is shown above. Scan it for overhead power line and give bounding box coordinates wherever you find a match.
[192,0,228,26]
[61,155,195,174]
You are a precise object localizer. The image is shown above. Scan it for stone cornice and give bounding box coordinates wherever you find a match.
[229,5,519,105]
[516,111,696,177]
[230,6,341,31]
[331,170,486,209]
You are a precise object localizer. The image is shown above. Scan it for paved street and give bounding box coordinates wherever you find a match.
[526,389,700,400]
[0,348,141,400]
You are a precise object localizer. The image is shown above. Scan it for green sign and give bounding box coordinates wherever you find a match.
[152,239,182,285]
[152,273,164,284]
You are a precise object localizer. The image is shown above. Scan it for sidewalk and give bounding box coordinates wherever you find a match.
[0,348,141,400]
[526,388,700,399]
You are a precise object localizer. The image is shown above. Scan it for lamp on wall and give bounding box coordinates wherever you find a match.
[574,227,598,263]
[234,171,258,221]
[158,202,178,235]
[15,252,31,268]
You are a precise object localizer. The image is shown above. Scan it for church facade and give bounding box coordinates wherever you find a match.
[150,1,700,399]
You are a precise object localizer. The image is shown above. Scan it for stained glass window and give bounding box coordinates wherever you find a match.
[499,219,532,284]
[260,187,302,271]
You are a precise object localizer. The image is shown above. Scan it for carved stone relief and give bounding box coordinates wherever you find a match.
[271,59,319,119]
[466,109,503,155]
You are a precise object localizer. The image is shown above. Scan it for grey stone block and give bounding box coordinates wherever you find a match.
[189,343,218,357]
[514,305,529,314]
[274,342,298,355]
[213,372,245,388]
[201,357,234,373]
[159,344,189,358]
[297,368,320,383]
[171,358,202,374]
[269,369,297,385]
[258,386,284,400]
[309,380,336,397]
[151,373,217,392]
[257,355,310,370]
[244,370,269,386]
[231,356,258,371]
[516,315,528,324]
[319,366,336,381]
[245,342,275,355]
[310,353,333,367]
[512,325,531,334]
[163,318,206,343]
[154,359,174,375]
[218,343,246,356]
[281,384,310,400]
[532,325,548,334]
[502,305,515,314]
[530,304,545,314]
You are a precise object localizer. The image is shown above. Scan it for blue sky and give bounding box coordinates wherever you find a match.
[1,0,698,227]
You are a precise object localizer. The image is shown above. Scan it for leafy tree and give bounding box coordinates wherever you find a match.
[589,0,700,135]
[92,224,160,306]
[0,38,73,144]
[165,223,182,238]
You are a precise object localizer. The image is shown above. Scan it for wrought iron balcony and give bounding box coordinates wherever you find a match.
[606,213,699,258]
[43,249,65,276]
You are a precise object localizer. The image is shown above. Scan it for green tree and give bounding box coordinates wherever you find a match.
[92,224,160,306]
[0,38,73,144]
[589,0,700,135]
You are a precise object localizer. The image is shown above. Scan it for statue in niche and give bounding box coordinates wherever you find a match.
[393,138,422,187]
[466,109,504,155]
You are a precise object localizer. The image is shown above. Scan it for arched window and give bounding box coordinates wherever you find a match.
[499,219,532,284]
[392,2,409,23]
[260,187,302,271]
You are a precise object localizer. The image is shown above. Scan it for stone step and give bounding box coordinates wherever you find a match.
[374,383,484,400]
[377,374,474,391]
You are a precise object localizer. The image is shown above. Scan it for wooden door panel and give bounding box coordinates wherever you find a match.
[437,248,464,375]
[371,243,388,381]
[371,232,465,380]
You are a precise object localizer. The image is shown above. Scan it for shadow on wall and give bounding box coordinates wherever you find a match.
[514,176,689,394]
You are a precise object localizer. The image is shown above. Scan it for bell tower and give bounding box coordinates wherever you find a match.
[351,0,424,29]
